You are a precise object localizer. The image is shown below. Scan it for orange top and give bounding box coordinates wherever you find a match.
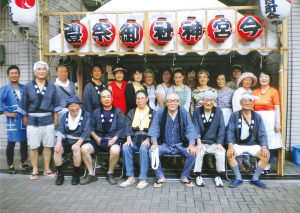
[252,87,281,111]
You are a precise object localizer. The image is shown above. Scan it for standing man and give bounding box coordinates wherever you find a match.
[82,65,107,116]
[54,64,78,120]
[192,91,226,187]
[226,92,270,188]
[148,93,198,188]
[81,89,124,185]
[0,65,30,173]
[19,61,61,180]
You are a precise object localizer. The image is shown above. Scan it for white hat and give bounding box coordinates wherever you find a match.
[237,72,257,88]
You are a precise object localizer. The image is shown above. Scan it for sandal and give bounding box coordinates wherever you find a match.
[154,180,165,188]
[43,172,57,177]
[181,180,194,187]
[119,181,134,188]
[30,174,38,180]
[136,182,148,189]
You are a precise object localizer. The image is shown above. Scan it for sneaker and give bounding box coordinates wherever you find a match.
[195,176,205,187]
[20,161,32,170]
[8,164,16,174]
[229,179,243,188]
[55,173,64,185]
[214,176,224,187]
[250,179,267,189]
[106,173,116,185]
[71,174,80,185]
[243,162,251,169]
[80,174,98,185]
[238,164,246,171]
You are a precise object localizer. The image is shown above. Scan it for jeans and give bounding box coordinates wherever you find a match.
[149,143,196,179]
[122,144,150,180]
[6,141,28,166]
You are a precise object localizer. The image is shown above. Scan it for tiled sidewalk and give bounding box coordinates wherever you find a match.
[0,173,300,213]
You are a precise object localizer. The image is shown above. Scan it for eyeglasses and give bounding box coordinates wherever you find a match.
[203,98,215,103]
[241,99,253,103]
[166,99,179,103]
[136,97,147,101]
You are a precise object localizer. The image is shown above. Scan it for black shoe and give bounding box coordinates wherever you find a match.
[263,169,271,174]
[20,161,32,170]
[55,173,64,185]
[71,174,80,185]
[106,173,116,185]
[80,174,98,185]
[8,164,16,174]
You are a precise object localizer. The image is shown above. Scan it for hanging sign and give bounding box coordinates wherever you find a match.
[179,16,204,45]
[8,0,37,29]
[92,18,116,47]
[238,15,263,41]
[119,18,143,48]
[150,17,174,46]
[260,0,291,21]
[207,15,232,43]
[64,20,88,48]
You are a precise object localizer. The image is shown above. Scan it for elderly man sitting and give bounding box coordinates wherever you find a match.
[226,92,270,188]
[192,91,226,187]
[54,96,91,185]
[81,89,124,185]
[148,93,198,188]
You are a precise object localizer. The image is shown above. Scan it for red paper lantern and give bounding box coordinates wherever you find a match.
[92,18,116,47]
[207,15,232,43]
[179,16,204,45]
[119,19,143,48]
[238,15,263,41]
[64,20,88,48]
[150,17,174,46]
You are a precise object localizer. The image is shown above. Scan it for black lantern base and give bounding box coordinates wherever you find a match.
[217,41,224,43]
[158,44,166,46]
[73,45,80,48]
[127,46,134,48]
[100,44,108,47]
[247,39,254,42]
[187,43,194,46]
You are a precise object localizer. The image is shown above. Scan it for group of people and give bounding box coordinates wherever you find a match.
[0,61,283,189]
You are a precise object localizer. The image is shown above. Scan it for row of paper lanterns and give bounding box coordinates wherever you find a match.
[64,15,264,49]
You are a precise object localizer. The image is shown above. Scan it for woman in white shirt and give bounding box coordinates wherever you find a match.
[155,68,173,108]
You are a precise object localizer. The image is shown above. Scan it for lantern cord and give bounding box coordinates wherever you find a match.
[144,54,147,63]
[130,13,136,20]
[200,56,204,66]
[117,55,120,63]
[173,53,176,66]
[160,12,165,18]
[260,56,263,69]
[101,14,108,20]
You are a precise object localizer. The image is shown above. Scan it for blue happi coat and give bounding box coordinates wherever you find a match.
[0,82,27,142]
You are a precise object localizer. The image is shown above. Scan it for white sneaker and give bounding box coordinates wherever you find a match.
[214,176,224,187]
[196,176,205,187]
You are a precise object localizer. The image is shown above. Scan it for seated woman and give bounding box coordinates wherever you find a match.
[125,67,148,114]
[120,90,156,189]
[167,69,191,112]
[190,68,218,114]
[143,69,157,110]
[155,67,173,108]
[54,96,91,185]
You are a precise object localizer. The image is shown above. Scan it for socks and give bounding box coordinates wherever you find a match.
[264,164,271,170]
[107,171,113,174]
[73,166,80,175]
[215,171,221,177]
[56,165,63,174]
[252,166,264,181]
[231,165,242,180]
[196,172,201,177]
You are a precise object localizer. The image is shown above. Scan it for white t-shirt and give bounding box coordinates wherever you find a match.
[155,83,169,106]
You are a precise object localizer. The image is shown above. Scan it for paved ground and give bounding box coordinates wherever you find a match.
[0,174,300,213]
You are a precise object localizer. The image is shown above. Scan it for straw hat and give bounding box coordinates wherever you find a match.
[236,72,257,87]
[112,67,127,74]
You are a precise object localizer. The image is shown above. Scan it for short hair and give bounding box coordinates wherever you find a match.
[7,65,20,75]
[131,67,144,81]
[100,89,113,98]
[216,72,228,80]
[166,92,179,100]
[90,64,103,74]
[197,68,210,78]
[136,89,148,98]
[259,71,273,84]
[33,61,49,71]
[143,69,155,79]
[173,69,184,76]
[186,66,196,76]
[56,64,67,71]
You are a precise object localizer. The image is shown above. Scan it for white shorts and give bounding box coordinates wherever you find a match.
[233,144,261,157]
[27,124,55,149]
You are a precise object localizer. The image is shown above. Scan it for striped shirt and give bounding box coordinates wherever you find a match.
[217,88,234,109]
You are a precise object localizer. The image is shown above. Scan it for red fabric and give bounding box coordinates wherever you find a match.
[253,87,281,111]
[110,80,128,114]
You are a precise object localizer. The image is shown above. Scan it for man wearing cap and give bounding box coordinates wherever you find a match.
[54,65,78,120]
[108,67,128,114]
[192,91,226,187]
[226,92,270,188]
[18,61,61,180]
[148,93,198,188]
[54,96,91,185]
[81,89,125,185]
[82,64,107,116]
